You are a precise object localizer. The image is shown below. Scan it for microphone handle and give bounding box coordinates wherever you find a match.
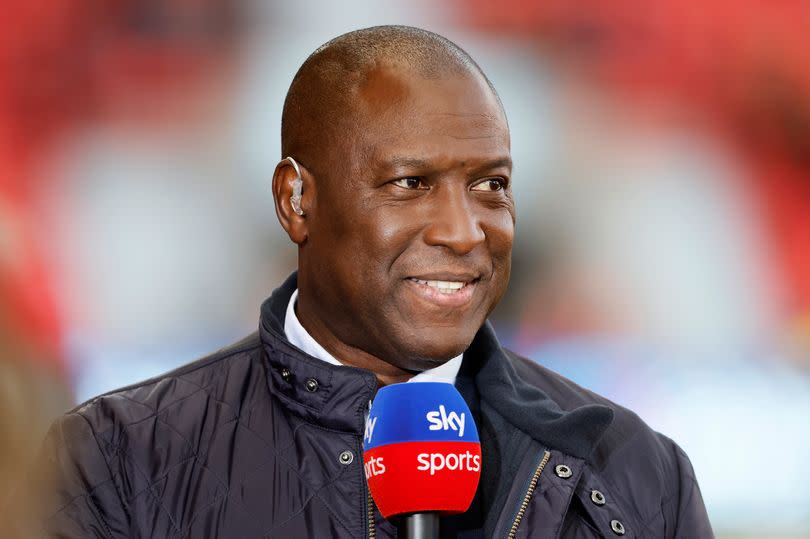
[398,512,439,539]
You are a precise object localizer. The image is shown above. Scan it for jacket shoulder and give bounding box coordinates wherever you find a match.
[70,332,263,431]
[503,349,680,487]
[504,348,661,436]
[39,333,266,536]
[504,350,712,536]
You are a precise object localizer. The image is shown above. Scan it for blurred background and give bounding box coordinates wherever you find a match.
[2,1,809,537]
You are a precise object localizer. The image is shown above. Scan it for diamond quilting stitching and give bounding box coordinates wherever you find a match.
[170,411,356,536]
[231,419,362,537]
[125,379,228,425]
[104,390,328,535]
[261,465,356,539]
[191,380,363,537]
[46,477,117,520]
[83,346,364,537]
[93,384,236,534]
[95,432,183,535]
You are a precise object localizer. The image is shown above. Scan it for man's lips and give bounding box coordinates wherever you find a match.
[405,274,480,307]
[407,270,481,283]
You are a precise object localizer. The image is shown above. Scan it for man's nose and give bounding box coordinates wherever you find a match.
[422,189,485,255]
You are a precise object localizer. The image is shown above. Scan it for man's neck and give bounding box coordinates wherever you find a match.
[285,289,460,386]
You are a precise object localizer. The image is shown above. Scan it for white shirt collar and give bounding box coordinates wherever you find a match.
[284,289,462,385]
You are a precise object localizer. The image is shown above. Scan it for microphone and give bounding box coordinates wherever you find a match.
[363,382,481,539]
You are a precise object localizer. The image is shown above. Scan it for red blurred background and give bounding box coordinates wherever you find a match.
[2,1,809,536]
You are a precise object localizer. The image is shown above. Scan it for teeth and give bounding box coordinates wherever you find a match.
[429,280,464,290]
[411,278,467,293]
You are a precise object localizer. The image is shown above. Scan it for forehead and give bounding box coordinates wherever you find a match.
[350,65,510,168]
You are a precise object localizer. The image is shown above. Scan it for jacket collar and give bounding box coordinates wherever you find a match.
[259,273,377,434]
[259,272,613,458]
[464,324,614,460]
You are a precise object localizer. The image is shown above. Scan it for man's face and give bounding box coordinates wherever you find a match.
[300,65,514,371]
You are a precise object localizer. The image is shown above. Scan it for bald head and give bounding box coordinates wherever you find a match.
[281,25,502,175]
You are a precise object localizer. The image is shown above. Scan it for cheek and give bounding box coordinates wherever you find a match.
[485,210,515,261]
[362,208,422,262]
[482,212,514,308]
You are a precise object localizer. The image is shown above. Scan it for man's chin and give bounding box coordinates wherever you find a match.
[391,340,471,373]
[365,313,485,373]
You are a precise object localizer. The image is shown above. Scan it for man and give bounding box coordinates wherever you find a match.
[39,26,713,538]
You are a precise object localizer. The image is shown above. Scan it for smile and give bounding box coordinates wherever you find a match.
[406,276,479,307]
[408,278,468,294]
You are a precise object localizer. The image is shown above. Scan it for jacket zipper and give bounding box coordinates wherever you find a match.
[367,492,376,539]
[364,399,375,539]
[506,450,551,539]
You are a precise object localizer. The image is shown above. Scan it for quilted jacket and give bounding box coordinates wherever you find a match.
[39,274,713,538]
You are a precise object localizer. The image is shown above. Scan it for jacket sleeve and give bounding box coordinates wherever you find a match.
[669,441,714,538]
[38,411,128,538]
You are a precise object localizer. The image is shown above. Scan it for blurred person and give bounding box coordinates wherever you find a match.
[0,266,72,538]
[0,343,71,539]
[39,26,711,538]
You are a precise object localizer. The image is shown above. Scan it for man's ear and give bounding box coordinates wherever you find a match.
[272,157,311,245]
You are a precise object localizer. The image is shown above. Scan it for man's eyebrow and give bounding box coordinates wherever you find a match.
[465,156,513,177]
[384,156,513,171]
[387,156,430,169]
[476,157,513,171]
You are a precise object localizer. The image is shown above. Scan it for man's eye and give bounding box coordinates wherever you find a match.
[471,178,506,192]
[392,177,428,190]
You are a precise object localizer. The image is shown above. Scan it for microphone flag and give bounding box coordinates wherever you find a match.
[363,382,481,519]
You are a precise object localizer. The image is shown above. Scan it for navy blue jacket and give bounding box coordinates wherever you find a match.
[40,274,713,538]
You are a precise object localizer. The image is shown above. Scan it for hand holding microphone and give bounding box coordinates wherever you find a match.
[363,382,481,539]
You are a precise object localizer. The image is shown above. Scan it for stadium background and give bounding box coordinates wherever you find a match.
[2,1,809,536]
